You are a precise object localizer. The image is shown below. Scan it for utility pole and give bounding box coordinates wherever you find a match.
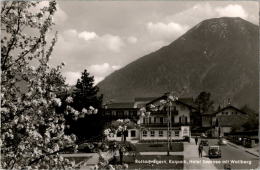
[169,104,172,150]
[167,99,173,156]
[167,105,170,156]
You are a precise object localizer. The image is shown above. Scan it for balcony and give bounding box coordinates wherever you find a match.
[140,122,191,127]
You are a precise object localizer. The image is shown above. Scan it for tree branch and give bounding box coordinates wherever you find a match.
[1,1,14,15]
[2,3,22,71]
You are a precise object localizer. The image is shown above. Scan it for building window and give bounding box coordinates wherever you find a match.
[143,130,147,137]
[175,131,179,137]
[179,116,188,124]
[159,131,163,137]
[124,110,129,116]
[149,117,152,124]
[117,111,123,116]
[151,131,155,137]
[112,111,116,116]
[163,117,168,123]
[131,130,136,137]
[160,117,163,124]
[143,117,149,124]
[172,106,178,115]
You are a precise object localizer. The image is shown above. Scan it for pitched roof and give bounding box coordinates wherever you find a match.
[105,102,134,109]
[212,105,247,115]
[146,94,197,110]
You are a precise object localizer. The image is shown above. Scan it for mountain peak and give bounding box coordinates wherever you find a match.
[180,17,257,43]
[98,17,259,111]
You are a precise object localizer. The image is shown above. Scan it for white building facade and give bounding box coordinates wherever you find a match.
[105,94,196,142]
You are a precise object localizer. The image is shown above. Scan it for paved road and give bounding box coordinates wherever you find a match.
[201,139,259,169]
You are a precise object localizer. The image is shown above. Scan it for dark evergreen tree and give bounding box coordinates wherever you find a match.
[73,69,103,111]
[66,69,105,142]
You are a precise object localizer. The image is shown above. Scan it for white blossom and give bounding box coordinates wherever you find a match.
[1,2,92,168]
[74,110,79,116]
[160,99,167,104]
[108,164,115,170]
[82,108,88,114]
[53,144,59,152]
[32,99,39,107]
[149,104,155,109]
[117,119,123,123]
[1,107,9,114]
[146,112,151,117]
[89,106,94,110]
[93,109,98,114]
[117,126,123,131]
[13,117,19,124]
[52,98,62,107]
[140,107,146,112]
[25,92,32,98]
[65,96,73,103]
[104,128,111,136]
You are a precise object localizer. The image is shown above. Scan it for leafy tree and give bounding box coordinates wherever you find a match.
[1,1,93,168]
[195,91,214,113]
[73,69,103,110]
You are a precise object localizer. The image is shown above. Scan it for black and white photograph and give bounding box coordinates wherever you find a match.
[1,0,259,169]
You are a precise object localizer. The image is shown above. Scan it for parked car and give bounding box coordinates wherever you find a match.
[200,139,209,146]
[218,138,227,145]
[208,145,221,158]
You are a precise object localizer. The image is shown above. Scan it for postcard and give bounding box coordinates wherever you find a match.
[1,0,259,169]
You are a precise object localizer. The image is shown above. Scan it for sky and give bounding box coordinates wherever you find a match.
[46,1,259,85]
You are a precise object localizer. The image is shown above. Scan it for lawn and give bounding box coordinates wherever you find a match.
[119,155,184,169]
[135,142,184,152]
